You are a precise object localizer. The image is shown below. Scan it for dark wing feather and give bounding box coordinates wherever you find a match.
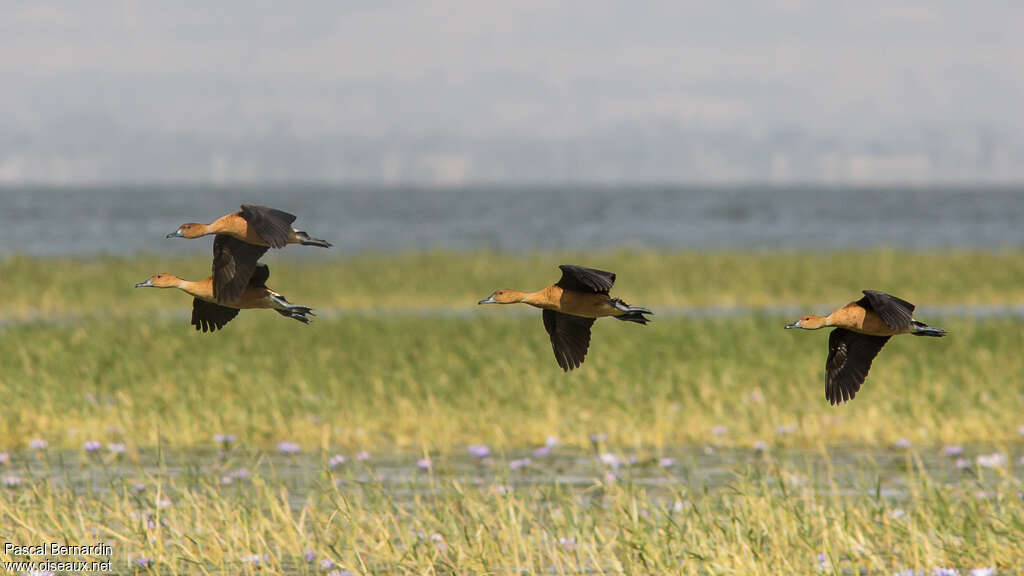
[249,264,270,287]
[555,265,616,294]
[239,204,297,248]
[825,328,890,405]
[542,309,595,371]
[212,235,268,303]
[857,290,915,331]
[191,298,240,333]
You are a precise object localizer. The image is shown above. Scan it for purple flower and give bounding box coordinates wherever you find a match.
[2,475,22,487]
[943,445,963,456]
[590,433,607,444]
[545,436,559,447]
[320,558,335,570]
[711,425,728,436]
[0,452,10,465]
[658,457,675,468]
[131,483,147,493]
[416,458,432,470]
[29,438,47,450]
[816,553,828,568]
[753,441,768,452]
[558,537,576,550]
[932,569,960,576]
[134,557,153,569]
[221,467,248,484]
[776,425,794,435]
[969,568,995,576]
[598,453,620,468]
[84,440,102,453]
[532,445,552,458]
[328,454,347,468]
[892,438,911,449]
[108,443,126,455]
[327,571,355,576]
[355,450,371,461]
[303,551,315,563]
[955,458,970,469]
[214,434,236,446]
[467,444,490,458]
[509,458,531,470]
[277,441,301,455]
[430,533,447,552]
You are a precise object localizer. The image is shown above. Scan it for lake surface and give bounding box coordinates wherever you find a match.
[0,185,1021,255]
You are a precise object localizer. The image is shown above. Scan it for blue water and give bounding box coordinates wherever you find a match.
[0,185,1021,255]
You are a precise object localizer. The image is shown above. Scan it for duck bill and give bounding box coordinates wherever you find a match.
[166,229,184,238]
[135,279,154,288]
[784,320,802,329]
[478,296,498,305]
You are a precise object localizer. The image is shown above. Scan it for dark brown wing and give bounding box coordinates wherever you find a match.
[249,264,270,287]
[857,290,915,331]
[212,235,269,303]
[555,265,616,294]
[542,309,596,372]
[191,298,240,333]
[239,204,297,249]
[825,328,890,405]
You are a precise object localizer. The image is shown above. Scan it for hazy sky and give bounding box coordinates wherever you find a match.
[2,1,1022,184]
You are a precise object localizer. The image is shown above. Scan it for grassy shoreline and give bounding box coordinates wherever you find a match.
[2,249,1023,319]
[1,314,1020,451]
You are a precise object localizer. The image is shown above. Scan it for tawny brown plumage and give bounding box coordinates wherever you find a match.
[167,205,331,303]
[135,264,314,333]
[786,290,945,405]
[478,265,652,371]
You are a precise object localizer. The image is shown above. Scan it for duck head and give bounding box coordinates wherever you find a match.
[135,273,183,289]
[166,222,206,239]
[478,289,525,305]
[785,314,828,330]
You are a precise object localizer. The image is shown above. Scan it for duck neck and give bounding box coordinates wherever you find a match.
[520,288,553,309]
[176,279,205,298]
[819,313,833,328]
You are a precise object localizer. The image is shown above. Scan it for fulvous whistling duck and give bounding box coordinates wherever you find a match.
[167,205,331,303]
[785,290,946,405]
[478,265,653,371]
[135,264,314,332]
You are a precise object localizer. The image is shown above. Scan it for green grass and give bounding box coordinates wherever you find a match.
[2,249,1024,319]
[1,451,1021,574]
[1,314,1021,451]
[1,250,1022,574]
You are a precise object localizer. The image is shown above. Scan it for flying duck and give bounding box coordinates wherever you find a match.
[135,264,314,332]
[786,290,945,405]
[478,265,652,371]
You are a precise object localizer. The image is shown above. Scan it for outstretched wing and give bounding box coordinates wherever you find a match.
[857,290,915,331]
[542,309,596,372]
[249,264,270,287]
[825,328,890,405]
[239,204,297,249]
[191,298,240,333]
[212,234,268,303]
[555,265,616,294]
